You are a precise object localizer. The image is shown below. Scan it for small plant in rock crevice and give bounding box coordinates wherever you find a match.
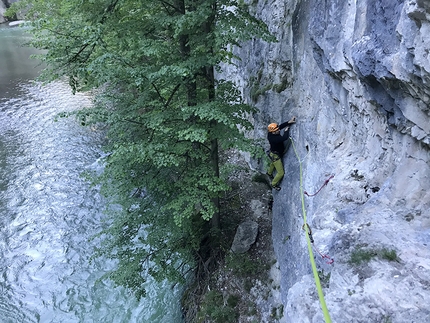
[349,248,377,265]
[270,304,284,320]
[348,247,400,266]
[380,248,399,262]
[318,270,331,288]
[225,252,268,277]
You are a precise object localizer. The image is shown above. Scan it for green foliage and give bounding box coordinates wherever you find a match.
[225,252,268,277]
[250,83,272,102]
[243,279,253,293]
[226,294,240,308]
[382,315,393,323]
[196,291,239,323]
[272,79,289,93]
[14,0,274,299]
[318,270,331,288]
[251,172,269,184]
[348,247,399,266]
[348,248,377,265]
[270,304,284,320]
[380,248,399,262]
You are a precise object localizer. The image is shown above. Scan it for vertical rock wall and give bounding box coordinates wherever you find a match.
[224,0,430,322]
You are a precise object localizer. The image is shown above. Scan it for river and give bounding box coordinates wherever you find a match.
[0,24,183,323]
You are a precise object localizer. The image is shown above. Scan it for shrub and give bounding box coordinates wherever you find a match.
[348,247,400,265]
[380,248,399,262]
[348,248,377,265]
[196,291,239,323]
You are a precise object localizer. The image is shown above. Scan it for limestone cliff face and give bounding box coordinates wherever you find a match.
[225,0,430,322]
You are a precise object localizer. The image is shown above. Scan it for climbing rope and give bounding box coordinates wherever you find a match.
[302,224,334,265]
[302,171,335,264]
[291,137,333,323]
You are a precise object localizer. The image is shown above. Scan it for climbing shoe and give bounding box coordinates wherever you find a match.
[271,184,281,191]
[266,173,274,180]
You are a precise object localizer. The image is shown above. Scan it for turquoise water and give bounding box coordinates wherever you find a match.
[0,24,183,323]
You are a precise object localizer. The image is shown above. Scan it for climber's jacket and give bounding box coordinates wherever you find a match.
[267,121,291,157]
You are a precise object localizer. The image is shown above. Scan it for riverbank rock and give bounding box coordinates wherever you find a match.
[0,1,6,24]
[231,220,259,254]
[0,0,23,24]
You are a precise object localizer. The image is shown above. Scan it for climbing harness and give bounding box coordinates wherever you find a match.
[266,150,281,162]
[304,175,335,197]
[291,137,333,323]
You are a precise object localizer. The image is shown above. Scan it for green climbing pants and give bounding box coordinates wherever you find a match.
[267,152,284,187]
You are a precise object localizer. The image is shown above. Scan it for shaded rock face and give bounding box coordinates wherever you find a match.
[223,0,430,322]
[0,0,19,23]
[0,1,7,24]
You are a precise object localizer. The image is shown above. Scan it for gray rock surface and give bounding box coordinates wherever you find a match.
[231,220,259,254]
[0,0,21,23]
[222,0,430,322]
[0,1,7,24]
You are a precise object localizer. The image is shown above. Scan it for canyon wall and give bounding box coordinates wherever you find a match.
[2,0,429,321]
[225,0,430,322]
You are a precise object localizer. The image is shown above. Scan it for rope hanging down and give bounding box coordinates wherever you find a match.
[290,137,333,323]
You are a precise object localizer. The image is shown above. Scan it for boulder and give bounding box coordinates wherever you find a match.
[231,220,259,254]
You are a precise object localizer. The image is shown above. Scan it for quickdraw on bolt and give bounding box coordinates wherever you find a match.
[304,175,335,197]
[302,223,314,243]
[291,137,333,323]
[302,223,334,265]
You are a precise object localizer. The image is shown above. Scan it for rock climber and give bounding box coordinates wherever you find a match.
[266,116,296,190]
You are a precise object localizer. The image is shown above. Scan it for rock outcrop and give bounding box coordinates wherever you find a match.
[231,220,259,254]
[224,0,430,322]
[0,1,7,24]
[0,0,20,24]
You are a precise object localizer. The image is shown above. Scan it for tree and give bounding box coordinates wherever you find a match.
[9,0,274,298]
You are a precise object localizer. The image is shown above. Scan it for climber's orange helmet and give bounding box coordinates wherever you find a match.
[268,123,279,133]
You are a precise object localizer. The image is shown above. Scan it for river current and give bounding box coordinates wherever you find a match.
[0,25,182,323]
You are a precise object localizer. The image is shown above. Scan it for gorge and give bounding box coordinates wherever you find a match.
[2,0,429,322]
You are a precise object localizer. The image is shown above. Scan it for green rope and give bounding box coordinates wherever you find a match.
[290,138,332,323]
